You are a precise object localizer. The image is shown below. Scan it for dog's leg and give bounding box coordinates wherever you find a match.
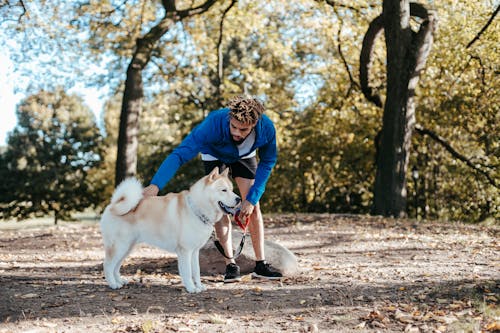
[191,250,206,292]
[105,241,134,289]
[103,243,118,288]
[113,242,135,288]
[177,248,197,293]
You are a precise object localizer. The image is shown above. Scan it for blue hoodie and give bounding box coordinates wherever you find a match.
[150,108,277,205]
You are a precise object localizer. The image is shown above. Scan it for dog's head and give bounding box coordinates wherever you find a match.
[203,166,241,215]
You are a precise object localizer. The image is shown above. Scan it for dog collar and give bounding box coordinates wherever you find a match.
[186,195,212,225]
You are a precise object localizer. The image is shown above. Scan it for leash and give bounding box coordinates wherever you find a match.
[214,210,250,260]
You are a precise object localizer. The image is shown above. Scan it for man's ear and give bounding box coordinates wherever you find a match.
[221,168,229,178]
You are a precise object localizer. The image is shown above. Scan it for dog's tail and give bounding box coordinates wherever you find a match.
[109,178,143,215]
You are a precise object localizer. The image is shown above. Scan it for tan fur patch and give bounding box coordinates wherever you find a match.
[177,193,186,222]
[105,244,115,259]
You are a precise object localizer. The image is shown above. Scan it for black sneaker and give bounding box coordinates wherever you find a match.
[224,263,241,283]
[252,261,283,280]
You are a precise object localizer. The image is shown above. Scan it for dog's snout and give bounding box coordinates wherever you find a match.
[236,197,241,204]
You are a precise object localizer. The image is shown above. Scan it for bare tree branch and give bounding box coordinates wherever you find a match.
[215,0,237,101]
[331,6,360,98]
[177,0,218,19]
[0,0,29,22]
[359,14,384,107]
[466,4,499,49]
[415,124,498,188]
[18,0,27,21]
[323,0,370,13]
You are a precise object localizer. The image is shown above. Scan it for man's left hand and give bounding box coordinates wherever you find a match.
[239,200,254,220]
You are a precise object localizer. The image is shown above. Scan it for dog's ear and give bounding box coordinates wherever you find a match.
[208,166,219,181]
[220,167,229,178]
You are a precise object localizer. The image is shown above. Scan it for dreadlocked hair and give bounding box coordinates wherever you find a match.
[227,96,265,124]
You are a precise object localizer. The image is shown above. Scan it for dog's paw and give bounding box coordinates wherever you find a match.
[119,278,129,286]
[195,284,207,292]
[184,284,198,293]
[107,281,122,289]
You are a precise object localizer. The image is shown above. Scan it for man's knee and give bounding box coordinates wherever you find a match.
[249,204,262,222]
[216,214,231,226]
[215,215,232,236]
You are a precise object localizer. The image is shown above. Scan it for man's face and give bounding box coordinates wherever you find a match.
[229,117,255,144]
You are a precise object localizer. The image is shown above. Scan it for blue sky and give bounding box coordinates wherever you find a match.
[0,53,21,145]
[0,53,104,146]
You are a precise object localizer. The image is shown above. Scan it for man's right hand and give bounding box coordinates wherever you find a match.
[143,184,160,197]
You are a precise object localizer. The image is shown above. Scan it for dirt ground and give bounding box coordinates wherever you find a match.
[0,214,498,333]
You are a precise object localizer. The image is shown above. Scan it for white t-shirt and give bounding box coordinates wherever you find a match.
[201,130,256,161]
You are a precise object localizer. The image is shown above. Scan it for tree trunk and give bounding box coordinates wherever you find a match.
[372,0,413,217]
[114,0,218,186]
[360,1,436,217]
[115,62,144,185]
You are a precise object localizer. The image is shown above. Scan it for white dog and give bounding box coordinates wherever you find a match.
[100,167,241,293]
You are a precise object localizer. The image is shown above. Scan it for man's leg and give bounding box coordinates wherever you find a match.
[234,177,266,261]
[234,177,282,280]
[214,214,236,265]
[234,177,265,261]
[214,214,241,283]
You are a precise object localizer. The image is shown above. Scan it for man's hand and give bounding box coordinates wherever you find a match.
[143,184,160,197]
[238,200,255,220]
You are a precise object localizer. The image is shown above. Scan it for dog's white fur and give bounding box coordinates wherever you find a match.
[100,167,240,293]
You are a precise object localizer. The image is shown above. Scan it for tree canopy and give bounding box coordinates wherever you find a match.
[0,89,104,223]
[0,0,498,223]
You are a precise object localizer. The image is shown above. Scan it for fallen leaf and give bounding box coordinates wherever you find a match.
[394,310,413,323]
[384,305,397,312]
[485,321,500,331]
[146,306,164,314]
[207,314,230,324]
[142,320,154,333]
[240,274,252,282]
[436,325,447,332]
[308,323,319,332]
[435,315,458,324]
[354,321,366,329]
[40,322,57,328]
[404,324,419,333]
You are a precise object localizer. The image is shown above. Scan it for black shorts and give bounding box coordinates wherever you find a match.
[203,157,257,179]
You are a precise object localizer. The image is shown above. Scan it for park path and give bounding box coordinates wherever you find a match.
[0,214,498,332]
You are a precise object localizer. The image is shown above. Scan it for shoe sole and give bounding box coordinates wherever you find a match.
[224,277,241,283]
[251,272,283,280]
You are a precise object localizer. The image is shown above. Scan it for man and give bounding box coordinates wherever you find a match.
[142,96,282,282]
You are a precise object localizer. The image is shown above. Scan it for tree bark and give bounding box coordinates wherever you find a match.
[115,60,145,185]
[115,0,218,186]
[360,1,436,217]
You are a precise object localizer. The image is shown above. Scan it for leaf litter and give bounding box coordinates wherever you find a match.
[0,214,498,332]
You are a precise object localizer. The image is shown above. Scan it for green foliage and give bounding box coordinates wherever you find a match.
[2,0,498,223]
[410,0,500,222]
[0,89,104,223]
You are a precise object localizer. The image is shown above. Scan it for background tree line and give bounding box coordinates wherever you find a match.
[0,0,498,224]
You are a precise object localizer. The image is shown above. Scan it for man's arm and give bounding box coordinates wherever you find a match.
[148,115,217,192]
[246,128,277,205]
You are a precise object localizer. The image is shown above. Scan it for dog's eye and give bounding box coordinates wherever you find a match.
[222,189,227,192]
